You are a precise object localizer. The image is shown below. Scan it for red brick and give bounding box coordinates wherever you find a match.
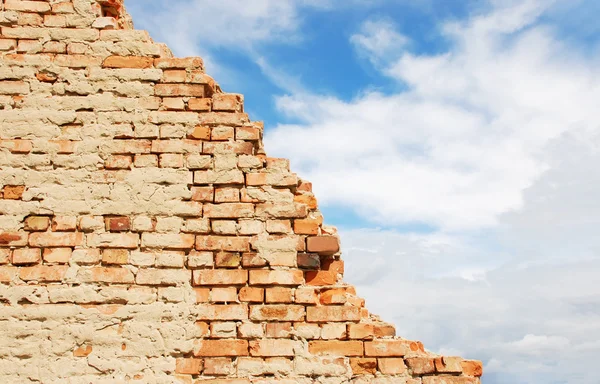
[194,339,248,357]
[105,216,131,232]
[20,265,68,282]
[308,341,364,356]
[29,232,83,247]
[103,56,154,69]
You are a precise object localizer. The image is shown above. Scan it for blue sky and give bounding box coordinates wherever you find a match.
[127,1,600,383]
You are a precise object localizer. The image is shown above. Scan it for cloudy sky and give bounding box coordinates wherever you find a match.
[126,0,600,382]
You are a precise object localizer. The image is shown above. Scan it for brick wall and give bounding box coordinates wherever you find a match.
[0,0,483,382]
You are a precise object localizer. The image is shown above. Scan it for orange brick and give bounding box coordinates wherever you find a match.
[0,232,28,246]
[211,287,238,302]
[86,267,135,284]
[238,287,264,303]
[306,236,339,255]
[176,358,203,374]
[155,57,203,69]
[0,266,17,283]
[193,269,248,286]
[188,98,212,111]
[461,360,483,377]
[434,356,463,373]
[51,216,77,231]
[12,248,41,265]
[378,358,407,375]
[29,232,83,247]
[197,305,248,321]
[194,340,248,357]
[236,126,260,141]
[350,358,377,375]
[348,323,396,339]
[195,236,251,252]
[308,341,363,356]
[103,56,154,69]
[265,322,291,338]
[203,357,234,375]
[102,249,129,265]
[249,270,304,286]
[195,288,210,303]
[294,193,318,209]
[265,287,293,303]
[249,339,298,357]
[43,248,72,263]
[215,188,240,203]
[305,270,337,286]
[320,288,349,304]
[5,0,50,12]
[306,306,360,323]
[215,252,241,268]
[19,265,68,282]
[105,155,132,169]
[191,186,214,202]
[406,358,435,375]
[294,218,321,235]
[162,70,186,82]
[241,253,267,268]
[156,84,205,97]
[188,125,211,140]
[213,93,242,112]
[249,305,305,321]
[364,340,423,357]
[3,185,25,199]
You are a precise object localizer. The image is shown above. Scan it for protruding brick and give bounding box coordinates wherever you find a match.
[461,360,483,377]
[307,236,339,255]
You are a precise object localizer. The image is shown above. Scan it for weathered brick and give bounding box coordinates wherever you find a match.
[249,305,305,321]
[378,358,407,375]
[307,236,340,255]
[155,57,203,69]
[20,265,68,282]
[29,232,83,247]
[196,236,251,252]
[461,360,483,377]
[141,233,195,249]
[364,340,424,357]
[12,248,41,265]
[136,268,191,286]
[348,323,396,339]
[194,339,248,357]
[306,306,360,323]
[406,358,436,375]
[197,304,248,320]
[249,339,300,357]
[350,358,377,375]
[3,185,26,199]
[239,287,264,303]
[51,216,77,231]
[156,83,205,97]
[193,269,248,286]
[0,232,28,246]
[103,56,154,69]
[82,267,135,284]
[249,270,304,286]
[87,233,138,249]
[43,248,72,264]
[176,358,203,374]
[308,341,364,356]
[5,0,51,13]
[24,216,50,231]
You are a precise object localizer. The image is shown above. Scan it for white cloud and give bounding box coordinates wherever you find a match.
[265,0,600,230]
[350,18,409,64]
